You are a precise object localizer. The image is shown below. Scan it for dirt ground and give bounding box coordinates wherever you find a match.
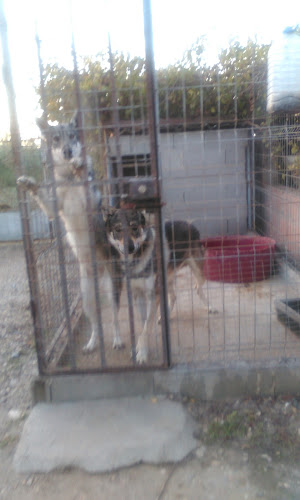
[2,242,300,499]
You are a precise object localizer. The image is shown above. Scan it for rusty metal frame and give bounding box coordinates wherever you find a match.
[35,31,76,371]
[1,0,171,375]
[143,0,170,367]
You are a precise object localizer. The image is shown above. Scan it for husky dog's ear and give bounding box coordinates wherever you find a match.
[70,110,80,130]
[36,116,49,134]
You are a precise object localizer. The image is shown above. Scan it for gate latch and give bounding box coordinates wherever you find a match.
[127,177,158,201]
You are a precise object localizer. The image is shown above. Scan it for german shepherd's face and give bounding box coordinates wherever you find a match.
[104,208,147,257]
[37,112,83,179]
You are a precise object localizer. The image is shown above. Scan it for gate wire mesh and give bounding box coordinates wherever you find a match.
[2,1,300,374]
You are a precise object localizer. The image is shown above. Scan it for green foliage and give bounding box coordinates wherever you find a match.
[217,40,268,120]
[0,142,15,187]
[36,38,270,130]
[39,52,146,125]
[261,113,300,189]
[0,140,43,188]
[205,411,247,443]
[22,140,44,182]
[156,38,268,125]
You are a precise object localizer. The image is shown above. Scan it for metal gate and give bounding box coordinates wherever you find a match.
[1,0,170,374]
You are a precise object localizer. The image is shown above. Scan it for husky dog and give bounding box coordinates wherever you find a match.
[17,113,123,353]
[103,207,214,364]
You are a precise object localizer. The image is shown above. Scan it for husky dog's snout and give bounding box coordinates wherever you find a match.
[63,145,73,160]
[128,239,135,254]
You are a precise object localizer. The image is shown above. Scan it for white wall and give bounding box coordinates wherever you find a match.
[110,129,249,237]
[0,210,51,241]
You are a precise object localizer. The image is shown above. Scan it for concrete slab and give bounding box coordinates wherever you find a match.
[13,396,197,474]
[32,359,300,406]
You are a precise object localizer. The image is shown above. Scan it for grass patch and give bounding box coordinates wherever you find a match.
[0,187,18,211]
[191,397,300,462]
[0,140,44,211]
[0,141,43,188]
[205,411,247,443]
[201,404,300,460]
[0,163,15,187]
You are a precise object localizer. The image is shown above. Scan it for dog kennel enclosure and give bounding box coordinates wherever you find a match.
[2,2,300,375]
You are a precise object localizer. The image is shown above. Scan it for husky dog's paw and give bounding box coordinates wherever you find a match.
[113,338,125,350]
[82,337,96,354]
[136,338,148,364]
[136,348,147,364]
[71,157,83,170]
[17,175,38,193]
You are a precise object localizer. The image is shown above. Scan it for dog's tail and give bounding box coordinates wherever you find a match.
[165,220,204,264]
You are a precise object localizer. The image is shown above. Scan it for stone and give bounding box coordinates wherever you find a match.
[14,397,198,474]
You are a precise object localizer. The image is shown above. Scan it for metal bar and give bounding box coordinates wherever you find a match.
[217,69,221,129]
[139,87,146,136]
[143,0,170,367]
[35,31,76,370]
[246,144,252,230]
[42,362,170,377]
[234,65,238,128]
[251,123,256,230]
[182,73,186,132]
[108,35,137,362]
[46,295,81,363]
[0,1,46,373]
[71,32,106,367]
[108,35,124,196]
[165,88,169,133]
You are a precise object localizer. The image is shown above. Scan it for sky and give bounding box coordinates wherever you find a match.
[0,0,299,139]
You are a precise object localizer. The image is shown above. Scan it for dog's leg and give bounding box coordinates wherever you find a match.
[81,262,99,353]
[157,275,176,324]
[106,259,124,350]
[168,279,177,314]
[112,309,122,349]
[187,257,217,314]
[136,278,156,364]
[81,266,123,352]
[109,273,124,350]
[17,176,59,219]
[135,293,147,324]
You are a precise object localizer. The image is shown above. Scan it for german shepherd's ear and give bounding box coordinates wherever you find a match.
[70,110,80,130]
[101,206,116,224]
[139,210,146,227]
[36,116,49,134]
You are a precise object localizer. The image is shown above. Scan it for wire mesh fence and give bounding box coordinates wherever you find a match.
[1,1,300,374]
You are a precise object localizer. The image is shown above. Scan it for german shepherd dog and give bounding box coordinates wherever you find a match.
[103,207,214,363]
[17,113,124,353]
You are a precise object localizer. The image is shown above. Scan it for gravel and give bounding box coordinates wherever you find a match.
[0,243,38,413]
[2,241,300,499]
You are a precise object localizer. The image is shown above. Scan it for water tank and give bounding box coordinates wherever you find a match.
[267,26,300,113]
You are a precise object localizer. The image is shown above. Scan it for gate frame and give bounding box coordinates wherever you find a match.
[1,0,171,375]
